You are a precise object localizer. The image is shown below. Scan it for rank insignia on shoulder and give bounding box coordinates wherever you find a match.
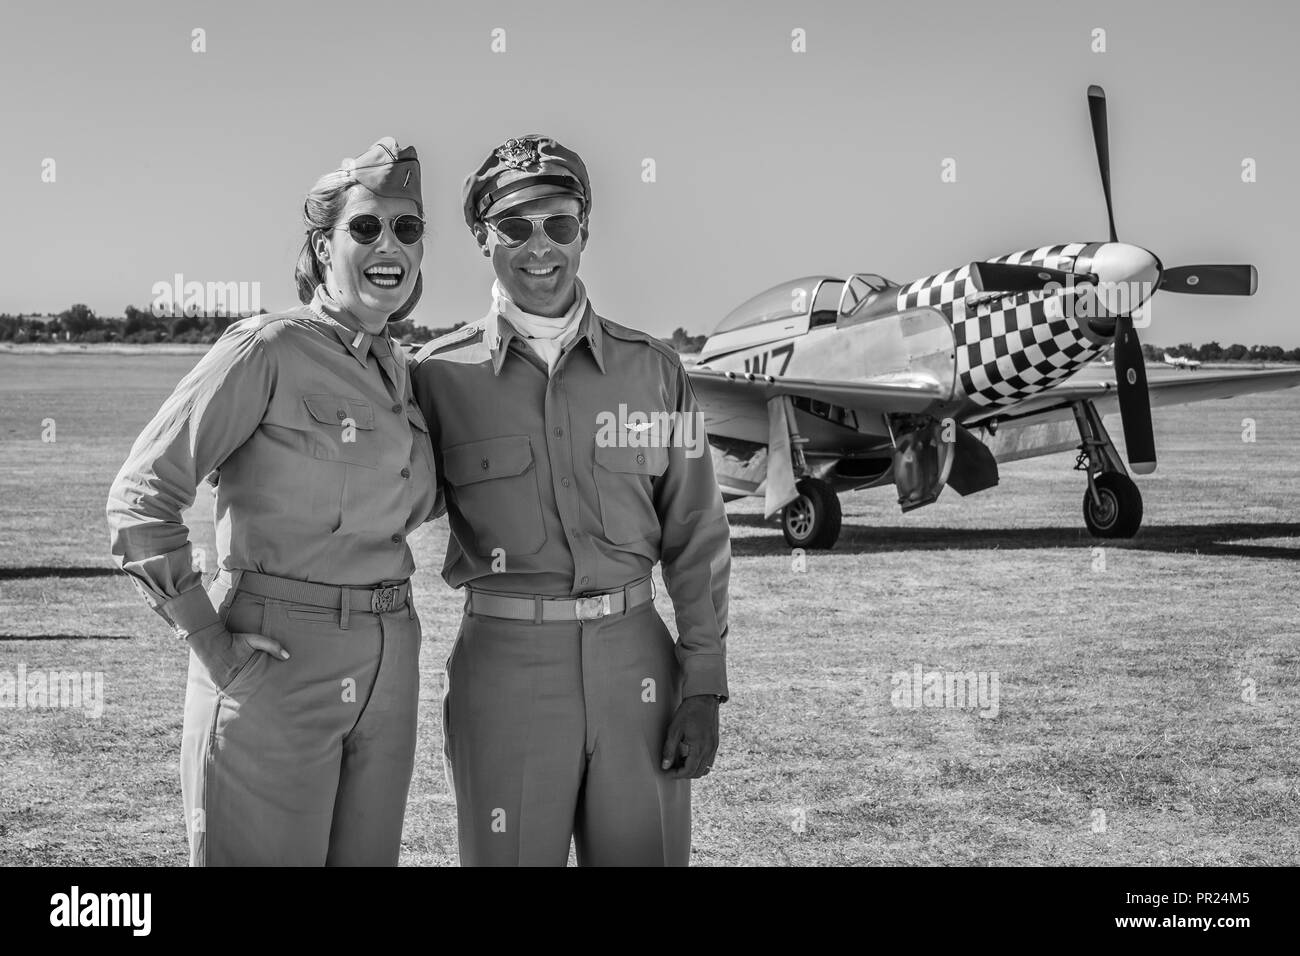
[426,322,484,355]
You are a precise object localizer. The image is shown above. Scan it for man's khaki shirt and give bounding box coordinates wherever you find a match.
[410,302,730,700]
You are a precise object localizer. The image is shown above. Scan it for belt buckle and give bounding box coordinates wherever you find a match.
[574,594,611,620]
[371,586,400,614]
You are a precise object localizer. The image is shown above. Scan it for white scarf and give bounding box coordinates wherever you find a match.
[487,276,588,374]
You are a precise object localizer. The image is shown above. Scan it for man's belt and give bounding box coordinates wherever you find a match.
[238,570,410,615]
[466,576,655,623]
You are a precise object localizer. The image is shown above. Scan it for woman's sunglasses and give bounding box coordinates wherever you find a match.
[487,214,582,249]
[332,214,425,245]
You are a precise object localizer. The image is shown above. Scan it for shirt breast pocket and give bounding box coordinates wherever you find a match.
[304,394,377,468]
[442,434,546,557]
[593,443,668,544]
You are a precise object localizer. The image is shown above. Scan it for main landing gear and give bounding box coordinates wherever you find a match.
[781,477,843,549]
[1072,400,1143,538]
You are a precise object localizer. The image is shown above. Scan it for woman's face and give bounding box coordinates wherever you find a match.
[317,190,423,330]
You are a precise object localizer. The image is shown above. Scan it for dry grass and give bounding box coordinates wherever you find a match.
[1,354,1297,865]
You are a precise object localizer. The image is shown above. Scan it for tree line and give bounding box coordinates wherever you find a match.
[0,306,1292,360]
[1,304,450,347]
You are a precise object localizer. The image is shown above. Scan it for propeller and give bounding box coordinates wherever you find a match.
[968,261,1095,295]
[1085,86,1157,473]
[1088,85,1119,244]
[1159,264,1257,296]
[968,87,1258,476]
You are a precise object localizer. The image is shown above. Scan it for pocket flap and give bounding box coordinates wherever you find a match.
[303,394,375,430]
[594,443,669,477]
[444,434,534,485]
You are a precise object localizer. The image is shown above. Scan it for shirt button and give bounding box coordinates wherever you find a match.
[400,467,410,479]
[336,410,346,420]
[553,427,563,437]
[481,458,490,470]
[391,533,402,544]
[561,477,571,487]
[392,403,402,413]
[580,576,589,586]
[636,453,646,464]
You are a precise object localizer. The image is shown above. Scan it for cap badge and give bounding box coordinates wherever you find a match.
[496,138,540,170]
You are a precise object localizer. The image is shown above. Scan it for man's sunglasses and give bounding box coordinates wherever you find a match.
[487,214,582,248]
[331,214,426,245]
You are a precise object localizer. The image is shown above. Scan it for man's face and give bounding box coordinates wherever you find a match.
[479,195,586,317]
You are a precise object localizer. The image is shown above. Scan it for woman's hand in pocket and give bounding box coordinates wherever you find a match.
[188,627,289,691]
[232,631,290,661]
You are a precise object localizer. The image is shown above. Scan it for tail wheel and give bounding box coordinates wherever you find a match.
[781,478,843,549]
[1083,471,1143,538]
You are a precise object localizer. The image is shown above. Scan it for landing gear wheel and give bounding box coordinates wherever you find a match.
[1083,471,1143,538]
[781,478,843,549]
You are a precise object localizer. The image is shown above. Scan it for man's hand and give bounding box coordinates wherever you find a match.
[188,626,288,691]
[660,694,720,779]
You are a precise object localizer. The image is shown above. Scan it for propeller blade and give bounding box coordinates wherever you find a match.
[1087,85,1119,243]
[1159,264,1257,296]
[1112,316,1156,474]
[969,261,1094,295]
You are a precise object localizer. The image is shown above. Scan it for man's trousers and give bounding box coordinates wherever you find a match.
[442,597,690,866]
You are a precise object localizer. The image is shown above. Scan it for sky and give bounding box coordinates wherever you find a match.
[2,0,1297,345]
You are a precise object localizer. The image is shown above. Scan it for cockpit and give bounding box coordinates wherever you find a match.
[702,273,898,362]
[837,274,894,320]
[712,276,830,335]
[712,274,897,334]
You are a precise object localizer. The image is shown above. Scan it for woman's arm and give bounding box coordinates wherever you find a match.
[107,325,275,649]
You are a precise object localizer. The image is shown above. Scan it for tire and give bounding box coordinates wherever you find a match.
[1082,471,1143,538]
[781,478,843,549]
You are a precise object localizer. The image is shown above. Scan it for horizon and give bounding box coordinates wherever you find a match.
[4,0,1297,345]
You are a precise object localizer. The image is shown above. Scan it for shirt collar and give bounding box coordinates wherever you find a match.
[309,285,381,369]
[490,300,604,376]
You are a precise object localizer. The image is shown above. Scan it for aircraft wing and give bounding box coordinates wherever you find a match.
[966,367,1300,430]
[687,367,945,442]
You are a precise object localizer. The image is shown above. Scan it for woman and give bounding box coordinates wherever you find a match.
[106,137,439,866]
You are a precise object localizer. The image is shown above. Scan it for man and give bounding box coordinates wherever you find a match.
[410,134,730,866]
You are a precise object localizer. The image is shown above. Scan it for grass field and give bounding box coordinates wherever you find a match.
[1,352,1297,866]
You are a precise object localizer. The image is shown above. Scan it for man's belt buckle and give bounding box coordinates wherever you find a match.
[371,586,401,614]
[574,594,611,620]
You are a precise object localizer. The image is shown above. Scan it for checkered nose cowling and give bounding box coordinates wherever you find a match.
[896,242,1108,407]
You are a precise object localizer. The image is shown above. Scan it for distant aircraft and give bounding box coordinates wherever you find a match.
[688,86,1298,548]
[1163,351,1203,370]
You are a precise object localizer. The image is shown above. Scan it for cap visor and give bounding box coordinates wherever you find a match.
[483,183,584,220]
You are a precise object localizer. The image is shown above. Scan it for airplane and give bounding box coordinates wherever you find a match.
[686,85,1300,549]
[1163,351,1203,370]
